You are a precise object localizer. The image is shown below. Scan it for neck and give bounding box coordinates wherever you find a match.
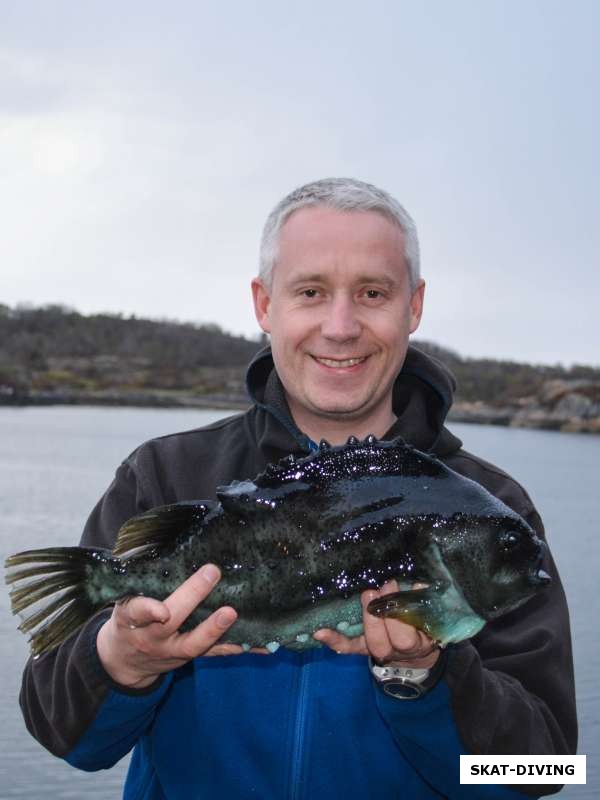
[289,402,398,447]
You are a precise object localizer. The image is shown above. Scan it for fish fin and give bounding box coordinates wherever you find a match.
[253,435,442,489]
[366,580,449,641]
[113,501,214,557]
[4,547,108,657]
[216,481,273,517]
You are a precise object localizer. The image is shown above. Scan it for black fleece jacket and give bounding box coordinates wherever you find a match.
[19,345,577,795]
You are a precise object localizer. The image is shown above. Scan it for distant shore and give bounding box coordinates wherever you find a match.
[0,387,250,411]
[2,384,599,434]
[3,305,599,435]
[448,401,600,434]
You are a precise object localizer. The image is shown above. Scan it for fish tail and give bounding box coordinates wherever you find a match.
[5,546,112,657]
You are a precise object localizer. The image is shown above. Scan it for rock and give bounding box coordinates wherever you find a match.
[511,379,600,432]
[450,379,600,434]
[448,402,515,426]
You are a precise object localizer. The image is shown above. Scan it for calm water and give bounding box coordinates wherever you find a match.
[0,407,597,798]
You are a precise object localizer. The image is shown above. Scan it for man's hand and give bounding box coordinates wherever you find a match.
[313,580,440,669]
[96,564,265,689]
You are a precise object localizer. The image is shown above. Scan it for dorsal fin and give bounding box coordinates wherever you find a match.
[113,501,214,557]
[252,435,442,490]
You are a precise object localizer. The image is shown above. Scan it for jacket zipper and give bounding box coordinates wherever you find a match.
[288,653,310,800]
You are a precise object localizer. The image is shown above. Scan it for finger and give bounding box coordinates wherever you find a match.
[361,590,394,660]
[201,643,271,657]
[204,643,246,657]
[364,580,434,660]
[203,644,271,656]
[386,619,427,656]
[387,625,440,663]
[362,582,434,662]
[313,628,368,655]
[165,564,222,629]
[114,596,171,629]
[171,606,238,661]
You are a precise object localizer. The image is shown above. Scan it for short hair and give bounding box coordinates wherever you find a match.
[259,177,420,290]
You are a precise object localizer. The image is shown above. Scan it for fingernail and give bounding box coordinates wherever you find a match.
[216,608,236,628]
[200,564,220,584]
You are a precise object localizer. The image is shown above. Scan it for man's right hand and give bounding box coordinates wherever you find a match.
[96,563,246,689]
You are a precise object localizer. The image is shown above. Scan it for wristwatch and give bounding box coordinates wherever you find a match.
[368,650,447,700]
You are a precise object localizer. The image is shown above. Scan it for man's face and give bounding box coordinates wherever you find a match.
[252,206,424,433]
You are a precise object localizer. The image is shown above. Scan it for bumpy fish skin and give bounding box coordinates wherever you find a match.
[5,436,550,656]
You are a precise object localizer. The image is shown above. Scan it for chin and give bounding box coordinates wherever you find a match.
[308,398,371,419]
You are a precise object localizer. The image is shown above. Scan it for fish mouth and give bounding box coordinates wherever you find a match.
[311,355,369,369]
[495,562,551,590]
[528,567,551,587]
[527,545,551,587]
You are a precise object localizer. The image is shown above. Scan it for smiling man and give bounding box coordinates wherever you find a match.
[19,178,576,799]
[252,204,424,445]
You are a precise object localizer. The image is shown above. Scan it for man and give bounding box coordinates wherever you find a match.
[20,178,576,798]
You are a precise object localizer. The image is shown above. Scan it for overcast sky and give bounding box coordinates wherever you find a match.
[1,1,598,366]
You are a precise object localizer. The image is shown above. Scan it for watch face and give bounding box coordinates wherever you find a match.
[383,681,423,700]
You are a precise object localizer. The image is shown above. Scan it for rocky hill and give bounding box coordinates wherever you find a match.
[415,341,600,433]
[0,304,261,408]
[448,378,600,433]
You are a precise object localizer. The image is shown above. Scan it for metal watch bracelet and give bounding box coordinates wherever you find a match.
[368,649,448,700]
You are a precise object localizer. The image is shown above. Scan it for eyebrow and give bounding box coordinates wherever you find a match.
[285,272,325,287]
[285,272,400,290]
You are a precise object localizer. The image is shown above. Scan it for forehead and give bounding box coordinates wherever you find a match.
[275,206,407,283]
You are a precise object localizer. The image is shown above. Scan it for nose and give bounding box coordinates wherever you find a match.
[320,294,362,342]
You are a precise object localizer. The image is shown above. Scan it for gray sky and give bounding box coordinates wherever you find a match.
[1,0,598,366]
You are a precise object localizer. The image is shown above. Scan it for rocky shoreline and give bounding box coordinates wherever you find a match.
[2,378,599,434]
[448,379,600,434]
[0,387,250,411]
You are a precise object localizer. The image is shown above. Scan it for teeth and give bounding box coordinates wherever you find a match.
[315,357,366,368]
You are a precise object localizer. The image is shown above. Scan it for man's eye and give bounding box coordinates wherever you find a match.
[365,289,382,299]
[302,289,319,298]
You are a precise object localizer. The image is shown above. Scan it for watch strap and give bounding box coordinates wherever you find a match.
[369,647,448,700]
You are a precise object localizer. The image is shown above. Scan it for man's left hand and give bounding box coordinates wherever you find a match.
[313,580,440,669]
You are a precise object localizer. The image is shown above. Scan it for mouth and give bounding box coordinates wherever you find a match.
[311,355,369,369]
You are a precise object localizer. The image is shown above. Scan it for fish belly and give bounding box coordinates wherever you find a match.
[223,595,365,652]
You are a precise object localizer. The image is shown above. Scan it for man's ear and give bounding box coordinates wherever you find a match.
[409,279,425,334]
[251,277,272,334]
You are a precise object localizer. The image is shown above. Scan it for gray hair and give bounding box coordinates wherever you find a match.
[259,177,420,290]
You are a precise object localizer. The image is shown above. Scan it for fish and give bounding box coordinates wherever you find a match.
[5,435,550,657]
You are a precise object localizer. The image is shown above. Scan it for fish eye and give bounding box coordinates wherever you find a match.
[500,531,521,550]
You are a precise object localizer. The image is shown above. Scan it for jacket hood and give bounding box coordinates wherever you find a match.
[245,344,462,457]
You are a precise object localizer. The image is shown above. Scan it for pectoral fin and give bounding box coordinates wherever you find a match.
[366,580,448,641]
[113,501,214,557]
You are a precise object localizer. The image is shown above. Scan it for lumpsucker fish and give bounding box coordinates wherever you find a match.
[5,435,551,657]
